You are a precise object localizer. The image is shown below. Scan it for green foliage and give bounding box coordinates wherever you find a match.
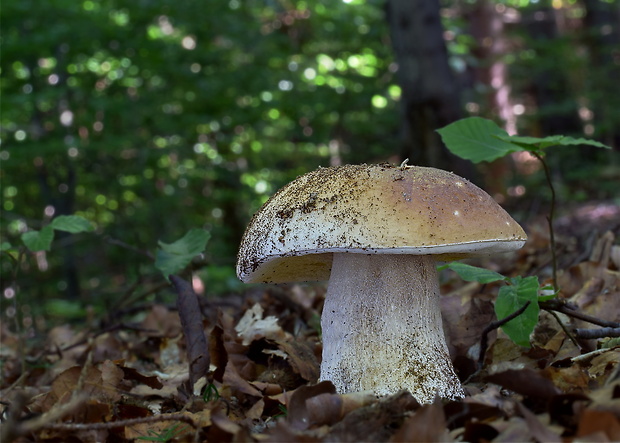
[20,215,93,252]
[202,382,220,402]
[437,117,611,163]
[43,298,93,319]
[155,228,210,280]
[442,262,543,347]
[1,0,399,303]
[436,117,521,163]
[21,226,55,252]
[495,276,540,347]
[437,117,610,348]
[50,215,96,234]
[438,262,504,284]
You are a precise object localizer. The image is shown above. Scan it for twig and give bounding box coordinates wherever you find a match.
[574,327,620,339]
[1,392,88,441]
[546,309,580,349]
[532,152,558,291]
[478,301,532,370]
[40,412,198,432]
[541,299,620,328]
[103,235,154,260]
[60,323,158,353]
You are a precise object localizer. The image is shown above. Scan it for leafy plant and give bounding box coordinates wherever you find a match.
[436,117,609,164]
[439,262,554,347]
[11,215,95,253]
[202,382,220,402]
[436,117,611,348]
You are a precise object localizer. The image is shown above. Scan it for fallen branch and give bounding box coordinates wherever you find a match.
[574,327,620,339]
[540,299,620,328]
[39,413,198,432]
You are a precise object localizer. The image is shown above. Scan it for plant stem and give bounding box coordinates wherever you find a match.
[532,152,558,291]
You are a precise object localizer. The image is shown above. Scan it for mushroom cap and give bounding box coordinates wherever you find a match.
[237,163,527,283]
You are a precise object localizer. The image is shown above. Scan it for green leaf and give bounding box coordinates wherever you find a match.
[155,229,211,279]
[21,226,55,252]
[44,299,90,319]
[437,117,522,163]
[50,215,94,233]
[495,276,540,347]
[496,134,612,151]
[440,262,506,284]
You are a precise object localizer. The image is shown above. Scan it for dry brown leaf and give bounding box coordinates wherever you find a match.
[588,348,620,381]
[516,402,562,442]
[441,284,496,358]
[577,409,620,441]
[486,368,561,401]
[141,304,182,338]
[222,360,263,398]
[542,365,591,392]
[273,339,319,382]
[287,381,337,431]
[390,399,449,442]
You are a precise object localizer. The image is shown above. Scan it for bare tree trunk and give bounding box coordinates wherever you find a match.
[386,0,461,169]
[467,0,515,199]
[582,0,620,150]
[523,7,581,136]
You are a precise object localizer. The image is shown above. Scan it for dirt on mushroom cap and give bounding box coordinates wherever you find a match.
[236,163,527,283]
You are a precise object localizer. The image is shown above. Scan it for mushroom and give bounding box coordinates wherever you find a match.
[236,163,527,404]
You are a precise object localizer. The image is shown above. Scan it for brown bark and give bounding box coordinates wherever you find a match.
[386,0,462,169]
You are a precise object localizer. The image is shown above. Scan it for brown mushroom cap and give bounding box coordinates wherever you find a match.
[237,163,527,283]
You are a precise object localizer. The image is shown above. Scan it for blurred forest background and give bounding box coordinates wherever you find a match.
[2,0,619,324]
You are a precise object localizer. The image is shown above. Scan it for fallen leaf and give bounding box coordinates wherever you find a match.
[236,303,286,345]
[576,409,620,441]
[391,399,448,442]
[486,368,561,401]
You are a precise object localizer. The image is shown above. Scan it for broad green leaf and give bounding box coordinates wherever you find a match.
[50,215,94,233]
[437,117,522,163]
[495,135,564,150]
[21,226,55,252]
[0,242,13,252]
[440,262,506,284]
[495,276,540,347]
[496,134,611,151]
[155,229,211,279]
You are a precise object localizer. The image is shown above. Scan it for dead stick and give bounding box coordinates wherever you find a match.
[541,300,620,328]
[574,327,620,339]
[170,275,210,389]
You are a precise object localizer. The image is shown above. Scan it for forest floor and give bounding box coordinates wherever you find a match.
[1,202,619,442]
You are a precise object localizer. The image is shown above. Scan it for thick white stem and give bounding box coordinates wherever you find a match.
[320,253,464,404]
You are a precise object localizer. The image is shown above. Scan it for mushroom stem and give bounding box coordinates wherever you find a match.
[320,253,465,403]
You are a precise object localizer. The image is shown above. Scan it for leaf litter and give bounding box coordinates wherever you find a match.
[1,208,619,442]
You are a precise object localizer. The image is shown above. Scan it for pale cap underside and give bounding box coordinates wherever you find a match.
[237,164,527,284]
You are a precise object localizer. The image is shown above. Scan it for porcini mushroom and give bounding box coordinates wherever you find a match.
[236,163,526,404]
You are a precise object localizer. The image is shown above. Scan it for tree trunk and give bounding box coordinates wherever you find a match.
[466,0,515,199]
[386,0,462,169]
[523,7,581,136]
[582,0,620,149]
